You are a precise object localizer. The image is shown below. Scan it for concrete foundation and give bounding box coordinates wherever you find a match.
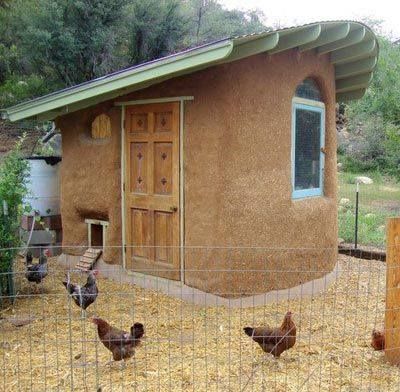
[58,253,339,308]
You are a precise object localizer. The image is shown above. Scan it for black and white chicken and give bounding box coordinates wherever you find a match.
[63,270,99,317]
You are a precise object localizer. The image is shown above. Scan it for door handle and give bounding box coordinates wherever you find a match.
[170,206,178,212]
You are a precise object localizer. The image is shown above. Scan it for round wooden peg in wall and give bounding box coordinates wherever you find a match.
[91,113,111,139]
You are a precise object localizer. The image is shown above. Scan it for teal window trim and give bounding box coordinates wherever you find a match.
[291,101,325,200]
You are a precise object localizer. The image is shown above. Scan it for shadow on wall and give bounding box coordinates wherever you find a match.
[75,207,109,222]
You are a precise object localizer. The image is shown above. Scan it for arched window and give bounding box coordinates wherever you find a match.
[291,78,325,199]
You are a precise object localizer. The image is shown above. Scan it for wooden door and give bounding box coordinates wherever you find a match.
[124,102,180,280]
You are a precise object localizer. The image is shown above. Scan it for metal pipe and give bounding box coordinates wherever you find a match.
[354,182,359,249]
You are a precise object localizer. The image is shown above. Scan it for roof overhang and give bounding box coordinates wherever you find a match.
[1,21,378,122]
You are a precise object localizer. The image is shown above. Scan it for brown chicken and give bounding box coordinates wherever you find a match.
[243,311,296,358]
[91,317,144,363]
[371,329,385,351]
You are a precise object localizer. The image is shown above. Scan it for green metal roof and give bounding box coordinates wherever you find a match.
[1,21,378,122]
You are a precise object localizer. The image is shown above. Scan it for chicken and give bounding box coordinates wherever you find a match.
[25,249,49,288]
[91,317,144,365]
[371,329,385,351]
[63,270,99,315]
[26,250,33,265]
[243,311,296,358]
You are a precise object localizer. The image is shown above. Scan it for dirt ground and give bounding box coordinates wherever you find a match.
[0,254,398,391]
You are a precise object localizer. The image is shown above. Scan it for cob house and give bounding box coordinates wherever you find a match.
[1,21,378,299]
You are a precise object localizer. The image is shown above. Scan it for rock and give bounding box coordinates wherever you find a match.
[341,129,350,138]
[339,198,351,206]
[337,162,343,171]
[365,213,375,219]
[355,176,373,185]
[7,315,35,327]
[1,342,11,350]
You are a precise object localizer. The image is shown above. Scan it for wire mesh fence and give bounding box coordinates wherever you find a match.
[0,245,398,391]
[337,173,400,251]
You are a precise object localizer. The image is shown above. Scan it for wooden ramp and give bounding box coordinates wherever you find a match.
[76,248,102,271]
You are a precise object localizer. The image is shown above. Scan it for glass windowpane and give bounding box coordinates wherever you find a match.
[294,108,321,191]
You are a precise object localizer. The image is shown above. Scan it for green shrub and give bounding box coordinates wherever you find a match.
[339,172,357,185]
[342,34,400,180]
[340,110,400,179]
[0,74,51,108]
[384,124,400,180]
[0,136,30,298]
[338,206,388,247]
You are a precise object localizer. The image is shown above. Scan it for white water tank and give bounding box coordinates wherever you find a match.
[25,157,61,216]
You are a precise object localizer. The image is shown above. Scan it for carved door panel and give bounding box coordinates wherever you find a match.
[125,102,180,280]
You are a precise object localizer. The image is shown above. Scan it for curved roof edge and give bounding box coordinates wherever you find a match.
[1,20,378,122]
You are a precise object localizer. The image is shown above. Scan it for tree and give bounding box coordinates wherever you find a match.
[349,37,400,125]
[16,0,128,86]
[126,0,189,64]
[343,22,400,178]
[184,0,266,45]
[0,0,268,107]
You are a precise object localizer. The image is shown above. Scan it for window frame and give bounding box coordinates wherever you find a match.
[291,96,325,200]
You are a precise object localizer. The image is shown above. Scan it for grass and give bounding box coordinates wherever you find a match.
[338,171,400,248]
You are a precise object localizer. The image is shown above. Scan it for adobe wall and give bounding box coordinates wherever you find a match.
[55,101,123,263]
[56,48,337,297]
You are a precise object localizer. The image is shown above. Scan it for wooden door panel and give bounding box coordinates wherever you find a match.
[128,112,148,133]
[125,102,180,280]
[126,196,176,212]
[154,142,173,195]
[131,208,149,257]
[154,111,173,132]
[154,210,173,264]
[130,142,148,193]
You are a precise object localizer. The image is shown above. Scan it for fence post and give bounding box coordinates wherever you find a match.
[385,217,400,365]
[354,183,359,249]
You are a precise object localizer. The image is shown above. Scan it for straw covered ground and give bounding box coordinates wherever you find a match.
[0,254,398,391]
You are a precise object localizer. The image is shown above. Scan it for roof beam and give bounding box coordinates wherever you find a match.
[228,33,279,61]
[36,109,69,121]
[335,57,377,79]
[330,39,376,64]
[268,25,321,54]
[336,73,373,92]
[317,27,365,54]
[298,23,350,52]
[336,88,366,102]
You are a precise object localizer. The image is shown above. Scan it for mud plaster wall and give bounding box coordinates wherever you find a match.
[57,49,337,297]
[55,102,122,262]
